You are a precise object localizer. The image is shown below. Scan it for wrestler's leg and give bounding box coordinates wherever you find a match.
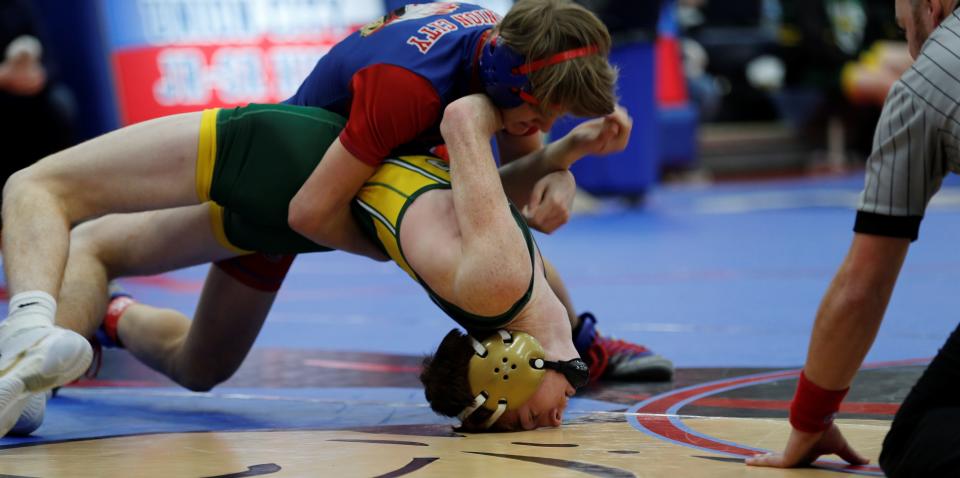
[154,264,280,391]
[61,204,232,337]
[0,112,208,436]
[61,205,280,390]
[3,112,204,298]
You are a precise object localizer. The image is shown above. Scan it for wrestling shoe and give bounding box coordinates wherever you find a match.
[0,319,93,437]
[8,391,49,436]
[573,312,674,383]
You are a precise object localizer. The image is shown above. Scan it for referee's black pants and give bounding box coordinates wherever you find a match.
[880,322,960,477]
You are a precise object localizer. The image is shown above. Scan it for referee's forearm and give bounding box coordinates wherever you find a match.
[804,279,887,390]
[802,234,908,389]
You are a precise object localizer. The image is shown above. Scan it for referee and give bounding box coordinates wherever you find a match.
[747,1,960,476]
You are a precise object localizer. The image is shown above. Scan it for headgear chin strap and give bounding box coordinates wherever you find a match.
[457,329,590,430]
[541,357,589,389]
[479,32,600,108]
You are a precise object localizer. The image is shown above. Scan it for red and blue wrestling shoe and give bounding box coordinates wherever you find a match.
[574,312,674,383]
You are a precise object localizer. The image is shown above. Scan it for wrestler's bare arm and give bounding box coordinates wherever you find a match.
[498,106,633,233]
[439,95,532,315]
[288,139,388,261]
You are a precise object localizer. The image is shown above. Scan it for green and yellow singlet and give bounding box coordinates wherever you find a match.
[352,155,537,331]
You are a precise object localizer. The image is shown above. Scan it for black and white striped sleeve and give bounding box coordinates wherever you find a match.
[855,68,955,240]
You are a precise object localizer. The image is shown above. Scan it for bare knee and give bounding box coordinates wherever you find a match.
[68,222,115,275]
[166,348,237,391]
[3,157,110,226]
[69,218,141,280]
[3,165,78,223]
[173,367,234,392]
[117,305,231,390]
[176,376,218,393]
[3,168,45,212]
[165,333,239,392]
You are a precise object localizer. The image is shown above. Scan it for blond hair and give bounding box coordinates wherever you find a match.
[497,0,618,116]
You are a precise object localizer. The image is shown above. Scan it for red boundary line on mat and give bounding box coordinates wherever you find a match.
[620,394,899,415]
[690,397,899,415]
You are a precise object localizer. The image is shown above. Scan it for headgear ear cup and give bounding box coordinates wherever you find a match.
[479,33,529,108]
[478,32,602,108]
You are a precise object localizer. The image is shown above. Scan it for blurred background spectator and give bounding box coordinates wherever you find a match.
[777,0,909,160]
[678,0,782,122]
[669,0,907,176]
[0,0,76,194]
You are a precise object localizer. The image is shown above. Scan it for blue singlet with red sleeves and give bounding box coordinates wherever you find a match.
[285,3,499,166]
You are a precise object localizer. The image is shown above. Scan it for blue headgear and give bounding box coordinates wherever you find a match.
[478,32,600,108]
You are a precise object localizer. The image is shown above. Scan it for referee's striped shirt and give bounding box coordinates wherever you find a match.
[855,10,960,241]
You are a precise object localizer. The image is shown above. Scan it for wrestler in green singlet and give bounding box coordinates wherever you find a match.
[197,103,535,330]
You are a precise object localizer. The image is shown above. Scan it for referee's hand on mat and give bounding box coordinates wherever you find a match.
[745,423,869,468]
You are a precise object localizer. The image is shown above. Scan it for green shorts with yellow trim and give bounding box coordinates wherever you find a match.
[195,103,346,254]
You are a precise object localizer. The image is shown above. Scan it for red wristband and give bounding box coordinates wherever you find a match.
[789,371,849,433]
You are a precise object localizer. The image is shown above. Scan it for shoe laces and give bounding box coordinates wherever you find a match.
[584,333,653,383]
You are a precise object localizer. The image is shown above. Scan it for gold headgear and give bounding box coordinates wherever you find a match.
[457,330,549,429]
